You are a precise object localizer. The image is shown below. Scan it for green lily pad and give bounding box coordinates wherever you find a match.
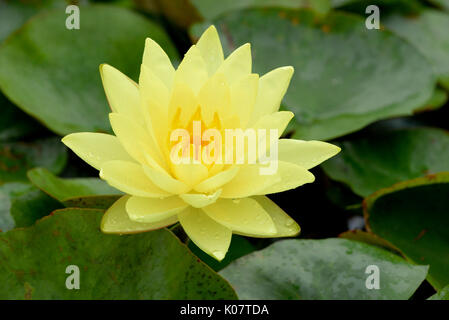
[0,137,67,185]
[428,285,449,300]
[0,182,33,231]
[385,10,449,86]
[0,5,178,135]
[190,0,331,20]
[191,9,435,140]
[9,187,62,229]
[364,173,449,290]
[339,229,401,255]
[0,182,62,232]
[0,0,66,43]
[414,88,447,113]
[330,0,354,6]
[135,0,203,27]
[28,167,121,209]
[220,238,428,299]
[0,208,237,299]
[335,0,423,13]
[61,195,121,210]
[428,0,449,11]
[322,127,449,197]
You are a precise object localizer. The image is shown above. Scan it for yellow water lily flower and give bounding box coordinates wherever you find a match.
[62,25,340,261]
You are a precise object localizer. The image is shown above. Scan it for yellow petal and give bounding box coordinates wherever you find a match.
[179,189,222,208]
[101,196,177,234]
[139,64,170,107]
[100,160,169,197]
[257,161,315,195]
[178,207,232,261]
[194,166,240,193]
[175,45,208,94]
[220,164,281,198]
[216,43,251,84]
[207,161,225,177]
[230,73,259,128]
[203,198,276,236]
[61,133,134,171]
[171,161,209,188]
[221,161,314,198]
[139,65,170,154]
[126,196,187,223]
[278,139,341,170]
[198,73,231,125]
[109,113,166,171]
[100,64,142,124]
[251,111,294,160]
[250,66,294,124]
[143,165,191,194]
[251,196,300,237]
[168,81,198,128]
[251,111,294,136]
[196,25,224,76]
[142,37,175,88]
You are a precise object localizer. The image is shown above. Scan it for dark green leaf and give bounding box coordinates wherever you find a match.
[0,137,67,185]
[0,5,178,135]
[0,208,237,299]
[0,182,32,231]
[220,238,428,299]
[415,88,447,113]
[322,127,449,197]
[385,10,449,87]
[428,0,449,11]
[9,188,62,229]
[62,195,121,210]
[0,0,66,43]
[0,182,62,232]
[334,0,423,14]
[190,0,331,20]
[364,173,449,289]
[28,167,121,209]
[339,229,401,255]
[428,285,449,300]
[135,0,202,28]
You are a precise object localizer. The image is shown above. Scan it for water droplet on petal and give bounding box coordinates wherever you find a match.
[212,250,225,260]
[285,220,294,227]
